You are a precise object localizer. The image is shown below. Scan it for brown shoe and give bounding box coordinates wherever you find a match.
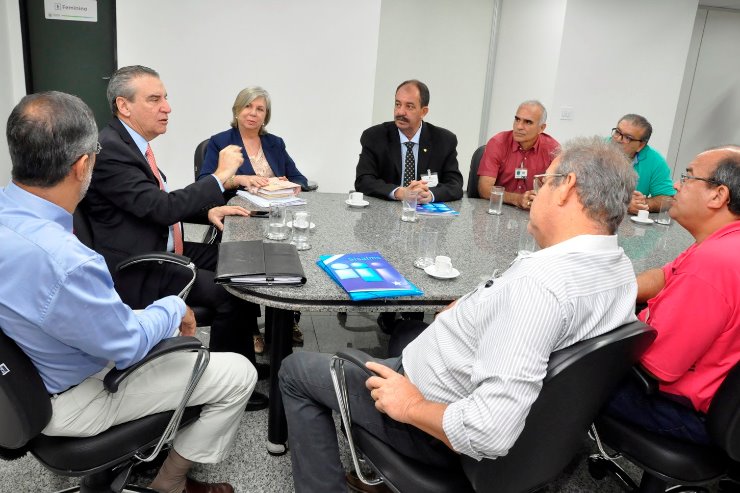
[183,477,234,493]
[345,470,392,493]
[253,334,265,354]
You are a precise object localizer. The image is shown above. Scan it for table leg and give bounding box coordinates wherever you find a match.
[266,306,293,455]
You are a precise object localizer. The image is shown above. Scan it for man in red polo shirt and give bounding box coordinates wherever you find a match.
[477,100,560,210]
[605,145,740,444]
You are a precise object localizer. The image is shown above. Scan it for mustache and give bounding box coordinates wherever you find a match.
[395,116,409,123]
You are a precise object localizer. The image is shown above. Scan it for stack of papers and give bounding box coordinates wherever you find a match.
[256,178,301,199]
[317,251,422,301]
[416,202,459,216]
[236,190,306,208]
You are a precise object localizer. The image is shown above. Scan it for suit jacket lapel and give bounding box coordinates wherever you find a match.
[418,122,432,179]
[386,123,402,185]
[111,118,161,183]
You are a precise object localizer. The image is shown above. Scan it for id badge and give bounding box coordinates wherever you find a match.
[514,168,528,179]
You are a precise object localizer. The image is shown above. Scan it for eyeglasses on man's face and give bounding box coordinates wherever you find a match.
[611,128,643,145]
[533,173,564,193]
[679,172,723,186]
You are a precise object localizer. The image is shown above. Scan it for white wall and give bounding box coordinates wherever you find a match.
[117,0,381,193]
[0,0,26,185]
[487,0,698,161]
[372,0,494,183]
[549,0,698,156]
[486,0,567,138]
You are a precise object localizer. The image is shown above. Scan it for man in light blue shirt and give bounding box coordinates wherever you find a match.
[0,91,253,493]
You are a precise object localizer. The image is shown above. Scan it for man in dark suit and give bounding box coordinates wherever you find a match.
[354,80,463,203]
[83,65,268,411]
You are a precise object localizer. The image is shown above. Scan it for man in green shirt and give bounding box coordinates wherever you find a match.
[610,114,676,214]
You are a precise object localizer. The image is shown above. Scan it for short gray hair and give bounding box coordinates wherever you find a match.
[618,114,652,143]
[7,91,97,187]
[107,65,160,115]
[231,86,271,135]
[551,136,636,234]
[519,100,547,125]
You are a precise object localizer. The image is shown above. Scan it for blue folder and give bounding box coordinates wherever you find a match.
[317,252,423,301]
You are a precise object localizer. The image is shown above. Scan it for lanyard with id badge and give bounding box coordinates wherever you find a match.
[514,160,528,192]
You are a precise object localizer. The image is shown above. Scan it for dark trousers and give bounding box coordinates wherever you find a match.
[183,241,258,364]
[602,378,710,445]
[279,352,457,493]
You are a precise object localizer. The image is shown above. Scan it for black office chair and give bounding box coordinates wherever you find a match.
[467,145,486,198]
[588,361,740,492]
[0,327,209,493]
[331,320,656,493]
[73,207,214,328]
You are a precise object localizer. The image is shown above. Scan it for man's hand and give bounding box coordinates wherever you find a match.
[365,361,425,423]
[510,190,536,210]
[207,205,250,231]
[213,145,244,185]
[179,306,196,337]
[628,191,649,215]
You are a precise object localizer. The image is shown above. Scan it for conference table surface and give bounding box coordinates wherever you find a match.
[221,192,695,453]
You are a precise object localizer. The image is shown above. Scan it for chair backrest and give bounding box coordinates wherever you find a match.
[467,145,486,198]
[194,139,209,181]
[72,205,95,249]
[461,320,656,493]
[707,360,740,461]
[0,327,52,451]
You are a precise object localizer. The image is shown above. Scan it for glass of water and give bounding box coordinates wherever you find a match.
[265,204,289,240]
[488,185,505,215]
[290,211,312,250]
[401,189,418,222]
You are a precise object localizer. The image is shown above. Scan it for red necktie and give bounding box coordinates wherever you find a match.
[145,144,184,255]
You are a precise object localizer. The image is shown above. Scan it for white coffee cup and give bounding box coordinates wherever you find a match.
[434,255,452,275]
[637,209,649,220]
[348,191,364,204]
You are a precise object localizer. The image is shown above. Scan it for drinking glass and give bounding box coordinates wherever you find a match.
[265,204,289,240]
[488,185,505,215]
[655,197,674,225]
[413,230,438,268]
[401,190,418,222]
[290,211,312,250]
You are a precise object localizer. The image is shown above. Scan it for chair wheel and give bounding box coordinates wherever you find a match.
[587,457,608,480]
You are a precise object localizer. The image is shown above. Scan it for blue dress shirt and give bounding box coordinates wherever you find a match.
[391,123,435,202]
[0,182,185,394]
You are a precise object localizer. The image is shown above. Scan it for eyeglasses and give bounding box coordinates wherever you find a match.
[533,173,564,193]
[679,173,723,186]
[611,128,643,144]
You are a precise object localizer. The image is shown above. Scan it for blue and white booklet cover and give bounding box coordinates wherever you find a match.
[317,252,423,301]
[416,202,459,216]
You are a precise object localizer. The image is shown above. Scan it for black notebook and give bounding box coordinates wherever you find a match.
[215,240,306,286]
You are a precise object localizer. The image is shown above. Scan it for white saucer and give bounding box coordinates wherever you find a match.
[345,199,369,208]
[630,216,654,225]
[424,265,460,279]
[286,220,316,229]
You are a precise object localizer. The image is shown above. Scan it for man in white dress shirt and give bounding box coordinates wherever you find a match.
[280,136,639,493]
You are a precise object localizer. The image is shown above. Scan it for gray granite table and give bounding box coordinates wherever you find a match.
[222,192,695,453]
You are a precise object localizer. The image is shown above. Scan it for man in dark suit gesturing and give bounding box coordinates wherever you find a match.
[354,80,463,203]
[83,65,268,410]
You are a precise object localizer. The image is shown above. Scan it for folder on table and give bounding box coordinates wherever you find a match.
[317,251,422,301]
[216,240,306,286]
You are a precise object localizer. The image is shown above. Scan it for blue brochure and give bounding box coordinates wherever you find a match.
[416,202,459,216]
[317,252,423,301]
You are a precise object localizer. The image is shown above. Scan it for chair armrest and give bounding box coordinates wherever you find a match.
[631,365,659,395]
[115,252,192,271]
[334,349,377,377]
[104,337,205,393]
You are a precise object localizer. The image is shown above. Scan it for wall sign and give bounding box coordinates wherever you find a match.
[44,0,98,22]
